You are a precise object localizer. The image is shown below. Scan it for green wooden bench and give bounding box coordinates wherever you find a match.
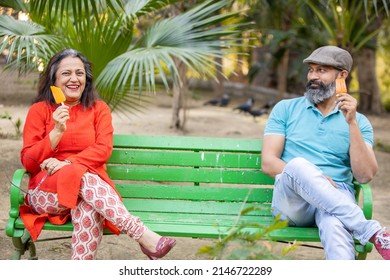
[6,134,374,260]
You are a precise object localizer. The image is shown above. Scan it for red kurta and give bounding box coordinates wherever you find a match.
[20,100,120,240]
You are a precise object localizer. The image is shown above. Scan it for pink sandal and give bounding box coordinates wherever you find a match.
[140,237,176,260]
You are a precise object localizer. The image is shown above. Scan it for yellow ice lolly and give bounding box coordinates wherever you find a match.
[50,86,66,105]
[335,78,347,94]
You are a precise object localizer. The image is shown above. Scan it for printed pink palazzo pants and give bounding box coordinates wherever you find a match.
[27,172,146,259]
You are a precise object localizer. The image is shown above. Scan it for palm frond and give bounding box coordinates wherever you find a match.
[305,0,337,40]
[123,0,179,19]
[97,78,153,115]
[0,0,27,11]
[26,0,124,27]
[97,0,246,95]
[58,14,134,78]
[0,15,61,72]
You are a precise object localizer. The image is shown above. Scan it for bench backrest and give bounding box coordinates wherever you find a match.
[107,135,275,207]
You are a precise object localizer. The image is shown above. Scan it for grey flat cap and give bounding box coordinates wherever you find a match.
[303,46,353,72]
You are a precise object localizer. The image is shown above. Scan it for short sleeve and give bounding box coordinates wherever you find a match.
[264,100,287,136]
[358,114,374,147]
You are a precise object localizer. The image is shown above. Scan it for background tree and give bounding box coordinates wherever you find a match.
[245,0,328,100]
[305,0,387,114]
[377,18,390,111]
[243,0,388,114]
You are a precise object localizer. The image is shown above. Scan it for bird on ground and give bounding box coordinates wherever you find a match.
[248,108,268,119]
[233,97,255,114]
[203,93,230,107]
[263,99,276,109]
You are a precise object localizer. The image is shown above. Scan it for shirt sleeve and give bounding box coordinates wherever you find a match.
[264,100,287,136]
[21,103,56,174]
[358,113,374,147]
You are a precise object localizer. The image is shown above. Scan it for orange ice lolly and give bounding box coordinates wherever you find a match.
[50,86,66,104]
[335,78,347,94]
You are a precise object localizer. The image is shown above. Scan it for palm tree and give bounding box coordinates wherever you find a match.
[0,0,247,124]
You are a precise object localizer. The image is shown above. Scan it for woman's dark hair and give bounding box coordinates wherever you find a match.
[34,48,98,107]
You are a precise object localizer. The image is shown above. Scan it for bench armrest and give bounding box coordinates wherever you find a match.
[6,169,29,237]
[354,181,373,220]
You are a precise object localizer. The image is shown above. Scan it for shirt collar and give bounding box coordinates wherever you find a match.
[305,97,340,116]
[305,97,314,109]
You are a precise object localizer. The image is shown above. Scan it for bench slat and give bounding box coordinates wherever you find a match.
[113,134,262,152]
[144,223,322,241]
[109,150,262,168]
[115,184,274,202]
[15,211,275,230]
[14,216,321,241]
[107,166,275,184]
[133,212,275,225]
[122,199,271,216]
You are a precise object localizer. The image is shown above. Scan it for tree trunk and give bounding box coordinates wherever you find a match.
[355,48,385,114]
[250,46,272,87]
[276,48,289,101]
[230,53,247,83]
[211,55,224,97]
[171,58,188,129]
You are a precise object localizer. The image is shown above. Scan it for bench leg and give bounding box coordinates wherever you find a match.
[356,251,367,260]
[11,230,38,260]
[354,243,372,260]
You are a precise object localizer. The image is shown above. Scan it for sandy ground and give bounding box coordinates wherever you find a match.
[1,69,389,260]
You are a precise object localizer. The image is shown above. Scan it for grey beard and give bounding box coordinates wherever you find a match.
[304,81,335,104]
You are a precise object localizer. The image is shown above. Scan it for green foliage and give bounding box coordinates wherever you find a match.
[245,0,327,88]
[0,111,22,138]
[304,0,385,51]
[383,98,390,112]
[0,15,61,74]
[198,206,300,260]
[245,0,390,102]
[378,18,390,106]
[0,0,249,117]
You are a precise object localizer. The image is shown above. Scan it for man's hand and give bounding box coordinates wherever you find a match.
[336,93,357,124]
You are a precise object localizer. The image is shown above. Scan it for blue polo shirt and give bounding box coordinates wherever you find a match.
[264,96,374,185]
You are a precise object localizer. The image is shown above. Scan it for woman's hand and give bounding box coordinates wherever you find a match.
[40,158,71,175]
[53,104,70,133]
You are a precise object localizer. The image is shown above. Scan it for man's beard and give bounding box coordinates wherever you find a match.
[304,80,335,104]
